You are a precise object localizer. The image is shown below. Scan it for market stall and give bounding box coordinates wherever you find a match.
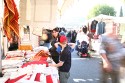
[84,14,125,52]
[0,46,59,83]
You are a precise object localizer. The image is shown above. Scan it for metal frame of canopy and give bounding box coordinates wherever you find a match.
[88,14,125,23]
[88,14,115,23]
[0,24,3,77]
[114,17,125,23]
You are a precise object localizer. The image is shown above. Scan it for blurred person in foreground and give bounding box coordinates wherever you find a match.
[49,35,75,83]
[99,22,125,83]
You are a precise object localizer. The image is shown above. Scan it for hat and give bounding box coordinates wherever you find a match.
[60,35,67,43]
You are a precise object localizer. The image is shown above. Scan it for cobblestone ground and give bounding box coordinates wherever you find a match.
[68,51,102,83]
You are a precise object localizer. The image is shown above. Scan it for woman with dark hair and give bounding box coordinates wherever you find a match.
[71,30,77,43]
[49,28,60,63]
[83,25,87,34]
[42,29,52,49]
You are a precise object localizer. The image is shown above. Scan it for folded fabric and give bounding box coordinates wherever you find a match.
[5,74,27,83]
[35,73,41,81]
[46,75,53,83]
[21,61,48,68]
[5,72,59,83]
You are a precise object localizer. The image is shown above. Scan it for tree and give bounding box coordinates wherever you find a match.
[87,4,116,19]
[120,6,123,17]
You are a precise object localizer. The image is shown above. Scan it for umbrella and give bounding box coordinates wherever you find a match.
[3,0,20,41]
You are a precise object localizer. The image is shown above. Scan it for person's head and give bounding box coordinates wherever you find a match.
[59,35,68,47]
[83,26,87,34]
[79,27,83,33]
[42,29,47,34]
[105,22,117,34]
[52,28,59,38]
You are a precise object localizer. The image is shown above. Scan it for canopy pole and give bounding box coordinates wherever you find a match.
[0,25,3,77]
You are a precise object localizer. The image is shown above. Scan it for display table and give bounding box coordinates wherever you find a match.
[1,58,59,83]
[18,44,33,50]
[1,48,59,83]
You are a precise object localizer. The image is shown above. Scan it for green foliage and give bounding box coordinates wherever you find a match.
[87,4,116,19]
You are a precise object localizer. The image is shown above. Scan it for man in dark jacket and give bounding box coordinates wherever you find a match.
[49,35,75,83]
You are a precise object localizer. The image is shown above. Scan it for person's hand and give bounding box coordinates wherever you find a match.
[49,64,55,67]
[103,62,112,72]
[68,43,76,48]
[54,42,60,48]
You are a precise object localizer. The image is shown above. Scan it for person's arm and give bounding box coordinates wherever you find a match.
[54,42,60,48]
[99,35,112,72]
[68,43,76,49]
[76,33,79,41]
[99,40,112,72]
[51,39,56,47]
[100,53,112,72]
[54,42,62,53]
[49,48,69,67]
[49,61,64,67]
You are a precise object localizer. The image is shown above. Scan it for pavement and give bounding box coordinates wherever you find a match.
[68,50,102,83]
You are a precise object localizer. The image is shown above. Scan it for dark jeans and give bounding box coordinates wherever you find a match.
[75,40,80,51]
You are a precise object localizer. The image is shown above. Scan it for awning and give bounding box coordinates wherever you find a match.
[88,14,115,23]
[58,0,75,16]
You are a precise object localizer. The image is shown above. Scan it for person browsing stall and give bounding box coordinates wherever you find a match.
[49,35,75,83]
[49,28,60,64]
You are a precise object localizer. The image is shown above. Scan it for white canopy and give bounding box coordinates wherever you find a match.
[88,14,125,23]
[114,17,125,23]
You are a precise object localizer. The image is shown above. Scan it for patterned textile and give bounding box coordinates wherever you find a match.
[3,0,19,41]
[35,50,49,57]
[18,44,33,50]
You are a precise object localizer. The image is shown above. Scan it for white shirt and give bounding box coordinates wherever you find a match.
[76,32,89,43]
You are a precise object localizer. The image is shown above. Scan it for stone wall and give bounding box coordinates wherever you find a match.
[19,0,58,47]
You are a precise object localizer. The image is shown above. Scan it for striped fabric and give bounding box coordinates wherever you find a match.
[5,74,57,83]
[3,0,20,41]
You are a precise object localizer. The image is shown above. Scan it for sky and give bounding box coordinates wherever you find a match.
[58,0,125,27]
[0,0,124,27]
